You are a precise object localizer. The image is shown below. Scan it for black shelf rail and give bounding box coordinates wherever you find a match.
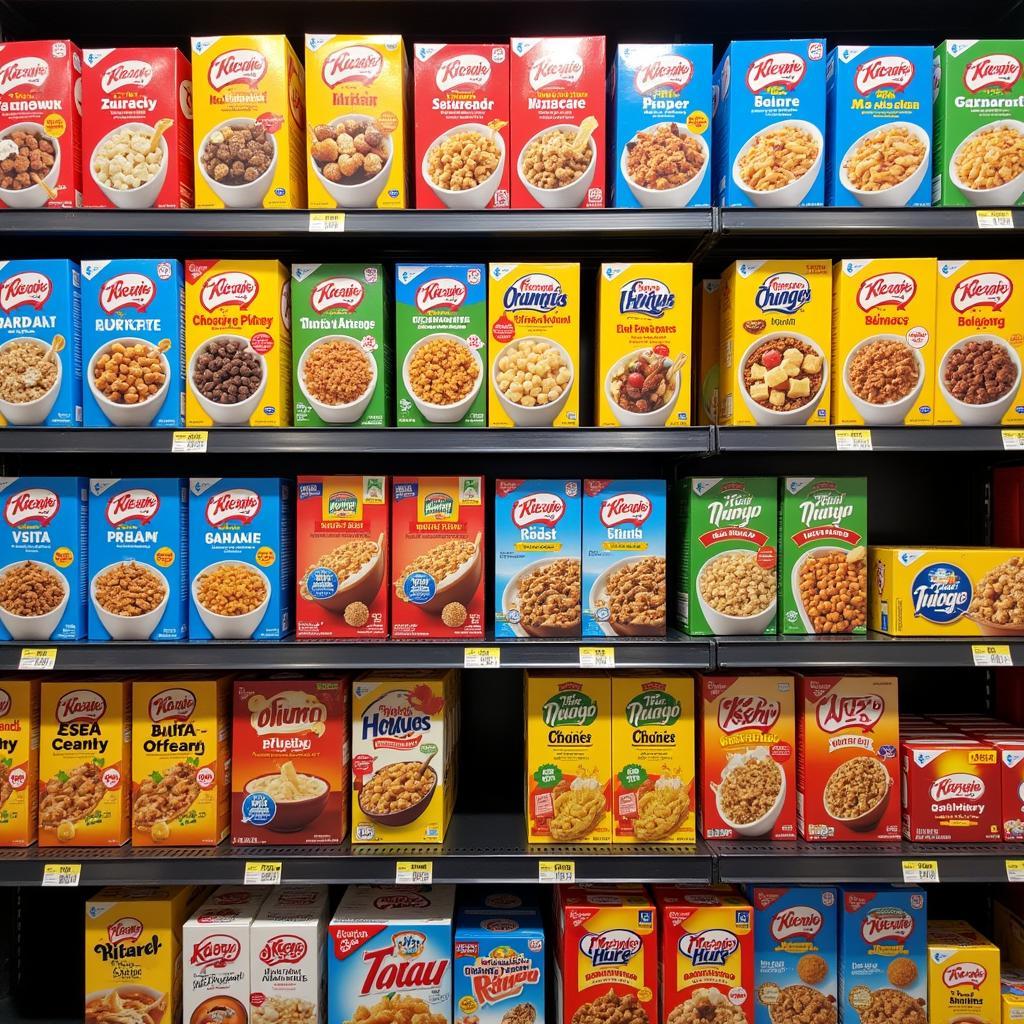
[715,426,1020,453]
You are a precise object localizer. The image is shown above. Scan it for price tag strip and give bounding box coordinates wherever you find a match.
[972,644,1013,668]
[42,863,81,887]
[835,429,873,451]
[538,860,575,884]
[19,647,56,671]
[1003,430,1024,451]
[977,210,1014,229]
[1007,860,1024,883]
[244,860,282,885]
[396,860,433,885]
[901,859,939,884]
[308,212,346,233]
[171,430,209,454]
[464,647,500,669]
[579,647,615,669]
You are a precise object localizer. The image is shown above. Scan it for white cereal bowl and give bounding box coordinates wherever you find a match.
[192,560,271,640]
[0,560,69,640]
[938,334,1023,426]
[0,337,62,426]
[839,120,930,208]
[620,122,709,209]
[90,122,169,210]
[297,335,377,424]
[422,122,506,210]
[188,335,268,426]
[842,334,926,425]
[517,123,597,210]
[402,333,484,424]
[738,331,829,427]
[696,549,777,636]
[732,119,823,208]
[715,759,787,837]
[87,338,171,427]
[198,117,279,209]
[587,555,665,638]
[492,336,575,427]
[950,118,1024,207]
[312,113,393,209]
[0,122,60,209]
[790,546,850,633]
[90,560,168,640]
[603,349,681,427]
[501,556,578,639]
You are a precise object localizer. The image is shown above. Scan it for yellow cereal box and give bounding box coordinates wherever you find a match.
[185,259,292,427]
[832,258,937,426]
[526,671,611,844]
[927,921,1001,1024]
[0,678,38,847]
[39,680,129,847]
[597,263,693,427]
[305,35,408,210]
[719,259,833,426]
[935,260,1024,425]
[611,674,695,843]
[697,278,720,425]
[1003,967,1024,1024]
[488,263,581,428]
[132,677,231,847]
[191,35,306,210]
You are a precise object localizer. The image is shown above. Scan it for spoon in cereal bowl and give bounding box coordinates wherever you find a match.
[90,121,170,211]
[147,118,173,155]
[0,335,63,425]
[604,347,685,427]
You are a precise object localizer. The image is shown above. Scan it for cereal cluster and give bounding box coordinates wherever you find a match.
[515,558,580,631]
[955,124,1024,190]
[699,552,776,618]
[303,339,372,407]
[823,756,888,820]
[667,988,744,1024]
[970,556,1024,627]
[347,996,447,1024]
[133,760,200,828]
[441,601,467,627]
[858,990,926,1024]
[738,125,818,192]
[0,340,57,404]
[718,756,781,825]
[253,997,316,1024]
[201,122,273,185]
[92,126,163,191]
[844,126,926,192]
[409,336,479,406]
[193,338,263,405]
[599,556,665,629]
[944,338,1018,405]
[94,561,166,617]
[301,540,379,598]
[395,539,476,598]
[572,991,648,1024]
[521,128,592,190]
[625,123,705,191]
[360,762,436,815]
[768,985,837,1024]
[196,564,268,616]
[427,130,500,191]
[0,560,64,616]
[496,338,571,407]
[40,761,104,828]
[93,341,166,406]
[797,549,867,635]
[633,779,689,841]
[847,339,918,405]
[0,128,56,191]
[550,785,605,841]
[610,350,675,414]
[745,338,823,412]
[311,119,388,185]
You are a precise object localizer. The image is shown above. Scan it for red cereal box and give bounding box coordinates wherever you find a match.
[0,40,82,208]
[413,43,510,210]
[992,738,1024,841]
[82,48,194,209]
[509,37,605,209]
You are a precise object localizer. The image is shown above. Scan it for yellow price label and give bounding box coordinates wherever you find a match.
[835,429,873,451]
[308,212,346,233]
[42,863,81,887]
[396,861,433,885]
[244,861,282,885]
[1007,860,1024,882]
[1003,430,1024,451]
[464,647,500,668]
[972,644,1013,667]
[579,647,615,668]
[901,859,939,883]
[538,860,576,884]
[977,210,1014,229]
[171,430,208,453]
[19,647,56,671]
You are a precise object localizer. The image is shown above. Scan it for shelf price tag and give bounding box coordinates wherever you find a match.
[396,860,433,885]
[972,644,1013,667]
[977,210,1014,229]
[42,863,81,887]
[1003,430,1024,450]
[19,647,56,671]
[464,647,500,669]
[901,859,939,883]
[1007,860,1024,882]
[308,212,346,233]
[538,860,575,884]
[835,429,872,451]
[244,861,282,885]
[171,430,208,454]
[579,646,615,669]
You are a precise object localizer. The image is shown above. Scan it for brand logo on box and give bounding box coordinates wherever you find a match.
[416,278,467,313]
[815,693,885,733]
[107,917,144,944]
[503,274,568,314]
[912,562,972,623]
[755,272,811,314]
[579,928,642,967]
[529,55,584,90]
[56,690,106,725]
[436,54,491,91]
[718,694,780,733]
[106,487,159,526]
[931,772,985,802]
[0,271,52,312]
[0,689,10,716]
[619,278,675,318]
[100,273,156,314]
[423,491,454,519]
[372,892,430,911]
[770,906,823,941]
[512,492,565,528]
[200,271,258,311]
[746,52,805,92]
[310,276,363,313]
[149,687,196,723]
[101,59,154,93]
[678,928,739,967]
[208,49,267,91]
[943,961,987,989]
[599,493,652,528]
[190,933,241,968]
[206,488,261,526]
[0,56,49,94]
[964,54,1022,93]
[323,45,384,88]
[249,691,328,737]
[951,272,1013,312]
[861,909,913,944]
[259,934,308,965]
[855,56,915,94]
[857,272,916,311]
[635,56,693,94]
[5,487,58,527]
[328,490,358,518]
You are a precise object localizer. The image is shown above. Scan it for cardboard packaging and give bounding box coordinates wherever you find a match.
[0,677,38,846]
[927,922,1000,1024]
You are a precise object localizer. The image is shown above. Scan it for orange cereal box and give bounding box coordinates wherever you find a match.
[698,674,797,841]
[39,679,129,847]
[927,921,1001,1024]
[131,676,231,847]
[797,674,900,842]
[191,35,306,209]
[305,35,408,209]
[0,678,38,847]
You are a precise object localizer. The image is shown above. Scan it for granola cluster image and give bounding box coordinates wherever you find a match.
[0,339,58,404]
[346,995,448,1024]
[0,560,65,617]
[633,777,690,841]
[844,126,926,193]
[718,754,782,825]
[768,985,836,1024]
[409,335,480,406]
[196,563,268,616]
[699,552,776,618]
[40,761,105,830]
[359,761,436,818]
[846,338,919,406]
[738,125,819,192]
[132,761,200,832]
[427,129,501,192]
[823,756,889,821]
[512,557,581,633]
[969,556,1024,627]
[624,123,705,192]
[253,997,316,1024]
[572,990,648,1024]
[394,539,477,601]
[93,561,166,617]
[597,556,666,632]
[311,118,389,186]
[302,338,374,407]
[797,548,868,635]
[954,124,1024,192]
[668,988,745,1024]
[549,780,606,841]
[522,127,594,190]
[856,989,926,1024]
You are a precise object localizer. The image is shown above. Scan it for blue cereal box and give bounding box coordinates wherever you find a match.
[454,904,545,1024]
[826,47,933,208]
[88,478,187,642]
[0,260,81,427]
[839,885,928,1024]
[0,476,86,640]
[751,885,838,1024]
[582,479,666,637]
[494,478,581,638]
[613,44,714,208]
[81,259,185,428]
[188,478,292,641]
[713,40,827,208]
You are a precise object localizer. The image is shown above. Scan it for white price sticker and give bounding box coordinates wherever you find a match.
[977,210,1014,229]
[579,647,615,669]
[244,861,282,885]
[1003,430,1024,451]
[19,647,56,671]
[42,863,81,887]
[171,430,208,454]
[835,429,873,451]
[464,647,500,669]
[308,212,346,233]
[396,860,433,885]
[901,859,939,883]
[1007,860,1024,882]
[538,860,576,884]
[972,644,1013,667]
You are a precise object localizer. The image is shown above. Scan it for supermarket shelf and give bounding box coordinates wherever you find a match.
[715,426,1019,453]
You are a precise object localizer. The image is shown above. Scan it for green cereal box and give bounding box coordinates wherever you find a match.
[779,477,868,635]
[394,264,487,427]
[677,477,778,637]
[291,264,391,427]
[934,41,1024,207]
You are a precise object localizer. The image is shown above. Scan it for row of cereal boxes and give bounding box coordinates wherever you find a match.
[6,36,1024,212]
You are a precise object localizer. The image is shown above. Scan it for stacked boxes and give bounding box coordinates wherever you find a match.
[928,921,1000,1024]
[0,678,38,846]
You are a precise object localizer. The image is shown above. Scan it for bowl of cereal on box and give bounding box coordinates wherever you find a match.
[91,560,169,641]
[697,548,777,636]
[198,117,278,209]
[823,755,892,832]
[358,757,438,827]
[298,335,377,424]
[423,122,506,211]
[840,121,930,208]
[403,333,484,424]
[90,122,169,211]
[0,559,69,640]
[88,337,171,427]
[842,334,926,426]
[493,336,575,427]
[938,334,1022,426]
[517,121,597,210]
[621,121,709,209]
[739,332,829,426]
[950,119,1024,207]
[310,114,393,210]
[394,532,483,618]
[0,122,60,209]
[502,555,581,638]
[86,985,168,1024]
[604,346,684,427]
[189,334,268,426]
[192,559,271,640]
[244,761,331,832]
[301,532,386,619]
[966,556,1024,636]
[713,746,787,837]
[732,119,823,209]
[791,546,868,635]
[589,554,666,637]
[0,336,62,425]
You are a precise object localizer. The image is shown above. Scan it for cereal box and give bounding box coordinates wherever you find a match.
[510,37,605,209]
[488,262,580,428]
[0,677,38,847]
[826,46,933,207]
[697,279,721,425]
[351,670,458,845]
[305,34,407,210]
[0,259,82,428]
[0,40,82,208]
[494,478,581,639]
[838,886,928,1024]
[719,259,833,426]
[935,260,1024,426]
[39,679,130,847]
[611,674,695,844]
[990,737,1024,841]
[797,674,901,842]
[583,479,667,637]
[677,477,778,637]
[291,263,390,428]
[597,263,693,427]
[88,478,187,642]
[779,477,868,636]
[656,885,754,1024]
[713,40,826,208]
[698,674,796,841]
[1004,967,1024,1023]
[396,264,486,428]
[461,889,539,916]
[525,671,611,844]
[189,478,293,641]
[414,43,510,210]
[832,258,937,425]
[391,476,485,639]
[296,475,389,640]
[131,676,230,847]
[750,885,838,1024]
[934,41,1024,207]
[82,47,194,209]
[232,675,348,846]
[191,35,305,209]
[0,476,87,641]
[185,259,291,428]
